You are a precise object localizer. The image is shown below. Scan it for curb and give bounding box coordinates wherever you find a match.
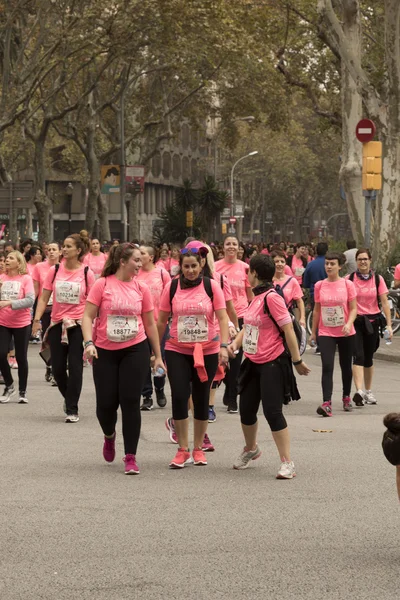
[375,351,400,364]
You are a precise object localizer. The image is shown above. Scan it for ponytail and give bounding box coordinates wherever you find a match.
[102,243,138,277]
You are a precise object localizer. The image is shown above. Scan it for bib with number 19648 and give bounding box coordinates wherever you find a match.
[243,324,259,354]
[106,315,138,342]
[177,315,208,343]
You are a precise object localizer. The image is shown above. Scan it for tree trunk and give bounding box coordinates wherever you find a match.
[97,193,111,241]
[129,194,139,241]
[32,138,51,242]
[26,209,33,238]
[84,108,102,235]
[339,1,364,244]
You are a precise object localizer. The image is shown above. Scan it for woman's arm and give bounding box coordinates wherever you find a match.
[157,310,170,342]
[215,308,229,344]
[343,298,357,336]
[82,301,99,359]
[33,280,40,298]
[226,299,239,332]
[380,293,392,337]
[32,289,52,335]
[297,297,306,327]
[281,322,310,376]
[310,302,321,341]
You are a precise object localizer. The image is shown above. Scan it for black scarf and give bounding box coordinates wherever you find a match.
[253,282,274,296]
[180,274,203,289]
[355,270,373,281]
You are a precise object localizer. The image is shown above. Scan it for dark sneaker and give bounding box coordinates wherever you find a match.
[227,401,238,414]
[208,406,216,423]
[317,402,332,417]
[140,397,153,411]
[103,432,116,463]
[45,368,52,382]
[156,389,167,408]
[352,392,365,407]
[18,392,28,404]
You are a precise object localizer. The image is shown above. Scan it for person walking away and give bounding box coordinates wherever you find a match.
[343,240,358,275]
[303,242,328,355]
[286,243,307,286]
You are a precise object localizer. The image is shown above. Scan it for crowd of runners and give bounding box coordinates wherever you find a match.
[0,233,399,496]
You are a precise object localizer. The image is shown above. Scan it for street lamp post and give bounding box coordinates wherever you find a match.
[230,151,258,234]
[65,182,74,235]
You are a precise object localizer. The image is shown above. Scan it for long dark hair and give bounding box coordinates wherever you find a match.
[102,243,139,277]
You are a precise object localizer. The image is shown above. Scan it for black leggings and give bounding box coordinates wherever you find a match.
[47,323,84,415]
[165,350,219,421]
[0,325,31,391]
[239,359,287,431]
[319,335,355,402]
[223,317,244,403]
[353,320,379,368]
[93,340,150,455]
[41,312,52,367]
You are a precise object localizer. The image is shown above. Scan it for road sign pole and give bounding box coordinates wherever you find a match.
[364,190,373,248]
[9,181,13,244]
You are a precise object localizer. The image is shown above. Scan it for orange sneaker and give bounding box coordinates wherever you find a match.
[169,447,193,469]
[192,448,207,466]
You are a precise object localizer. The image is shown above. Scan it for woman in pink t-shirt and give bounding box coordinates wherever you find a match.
[25,245,43,276]
[82,243,165,475]
[158,248,229,469]
[311,252,357,417]
[169,245,180,277]
[0,251,35,404]
[137,244,170,411]
[214,236,253,413]
[83,238,107,280]
[272,250,305,326]
[228,254,310,479]
[347,248,392,407]
[33,232,95,423]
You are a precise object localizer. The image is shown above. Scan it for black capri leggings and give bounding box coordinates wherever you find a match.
[319,335,355,402]
[223,317,244,404]
[93,340,150,455]
[165,350,219,421]
[239,359,287,432]
[0,324,31,391]
[353,319,379,368]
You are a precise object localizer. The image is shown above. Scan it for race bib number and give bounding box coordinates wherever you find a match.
[177,315,208,343]
[0,281,21,300]
[107,315,138,342]
[295,267,305,277]
[321,306,345,327]
[243,324,259,355]
[55,281,81,305]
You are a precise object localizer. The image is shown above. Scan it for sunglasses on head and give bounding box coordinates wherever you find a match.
[180,247,205,255]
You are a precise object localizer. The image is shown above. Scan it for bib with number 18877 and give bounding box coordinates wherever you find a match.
[106,315,138,342]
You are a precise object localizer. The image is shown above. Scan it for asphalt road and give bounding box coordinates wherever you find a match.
[1,347,399,600]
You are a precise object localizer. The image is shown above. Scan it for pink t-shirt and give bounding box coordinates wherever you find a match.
[26,263,36,276]
[136,266,169,320]
[169,258,180,277]
[345,274,387,316]
[314,278,356,337]
[284,265,293,276]
[32,261,53,297]
[273,275,303,307]
[0,274,34,328]
[43,263,95,321]
[291,255,305,284]
[243,290,291,364]
[83,253,107,280]
[87,275,153,350]
[214,259,251,318]
[394,264,400,281]
[159,278,226,355]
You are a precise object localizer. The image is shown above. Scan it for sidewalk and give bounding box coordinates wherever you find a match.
[375,332,400,363]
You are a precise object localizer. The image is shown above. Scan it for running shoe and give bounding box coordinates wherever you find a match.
[165,417,178,444]
[208,406,216,423]
[227,401,238,414]
[123,454,140,474]
[18,392,28,404]
[103,432,116,463]
[156,388,167,408]
[316,401,332,417]
[169,448,193,469]
[0,385,15,403]
[233,445,262,470]
[0,374,4,385]
[314,348,321,356]
[342,396,353,412]
[65,414,79,423]
[202,433,215,452]
[192,448,207,466]
[140,397,153,411]
[352,391,365,407]
[364,391,377,405]
[276,460,296,479]
[45,368,52,382]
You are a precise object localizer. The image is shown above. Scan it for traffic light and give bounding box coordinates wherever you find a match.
[186,211,193,227]
[362,141,382,190]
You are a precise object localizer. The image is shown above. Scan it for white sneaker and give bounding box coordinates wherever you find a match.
[233,445,262,470]
[18,392,28,404]
[65,414,79,423]
[364,391,377,405]
[0,385,15,403]
[276,460,296,479]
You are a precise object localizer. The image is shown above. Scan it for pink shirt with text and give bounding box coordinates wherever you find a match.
[83,253,107,279]
[214,259,251,318]
[345,274,387,316]
[32,261,53,297]
[291,255,305,284]
[243,290,291,364]
[0,273,34,328]
[273,275,303,307]
[136,266,169,320]
[159,278,226,355]
[87,275,153,350]
[314,278,356,337]
[43,263,95,321]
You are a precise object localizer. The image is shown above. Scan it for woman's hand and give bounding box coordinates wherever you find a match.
[84,343,98,360]
[0,300,12,309]
[153,357,167,375]
[309,333,317,346]
[219,347,229,367]
[299,318,306,328]
[32,321,41,336]
[294,360,311,376]
[227,341,238,359]
[342,323,352,336]
[228,325,237,339]
[386,325,393,341]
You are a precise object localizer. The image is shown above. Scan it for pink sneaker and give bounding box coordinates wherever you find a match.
[202,433,215,452]
[123,454,140,474]
[103,432,116,463]
[342,396,353,412]
[165,417,178,444]
[316,402,332,417]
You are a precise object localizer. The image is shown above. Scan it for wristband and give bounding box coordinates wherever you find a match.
[84,340,94,348]
[236,327,241,333]
[292,359,302,366]
[34,319,41,323]
[220,343,229,349]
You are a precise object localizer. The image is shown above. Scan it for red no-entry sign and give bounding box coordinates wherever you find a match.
[229,217,236,224]
[356,119,376,143]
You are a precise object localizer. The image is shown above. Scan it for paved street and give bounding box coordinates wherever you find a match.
[1,347,399,600]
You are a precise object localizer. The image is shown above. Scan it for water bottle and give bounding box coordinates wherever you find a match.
[310,340,317,348]
[154,367,165,377]
[383,329,392,345]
